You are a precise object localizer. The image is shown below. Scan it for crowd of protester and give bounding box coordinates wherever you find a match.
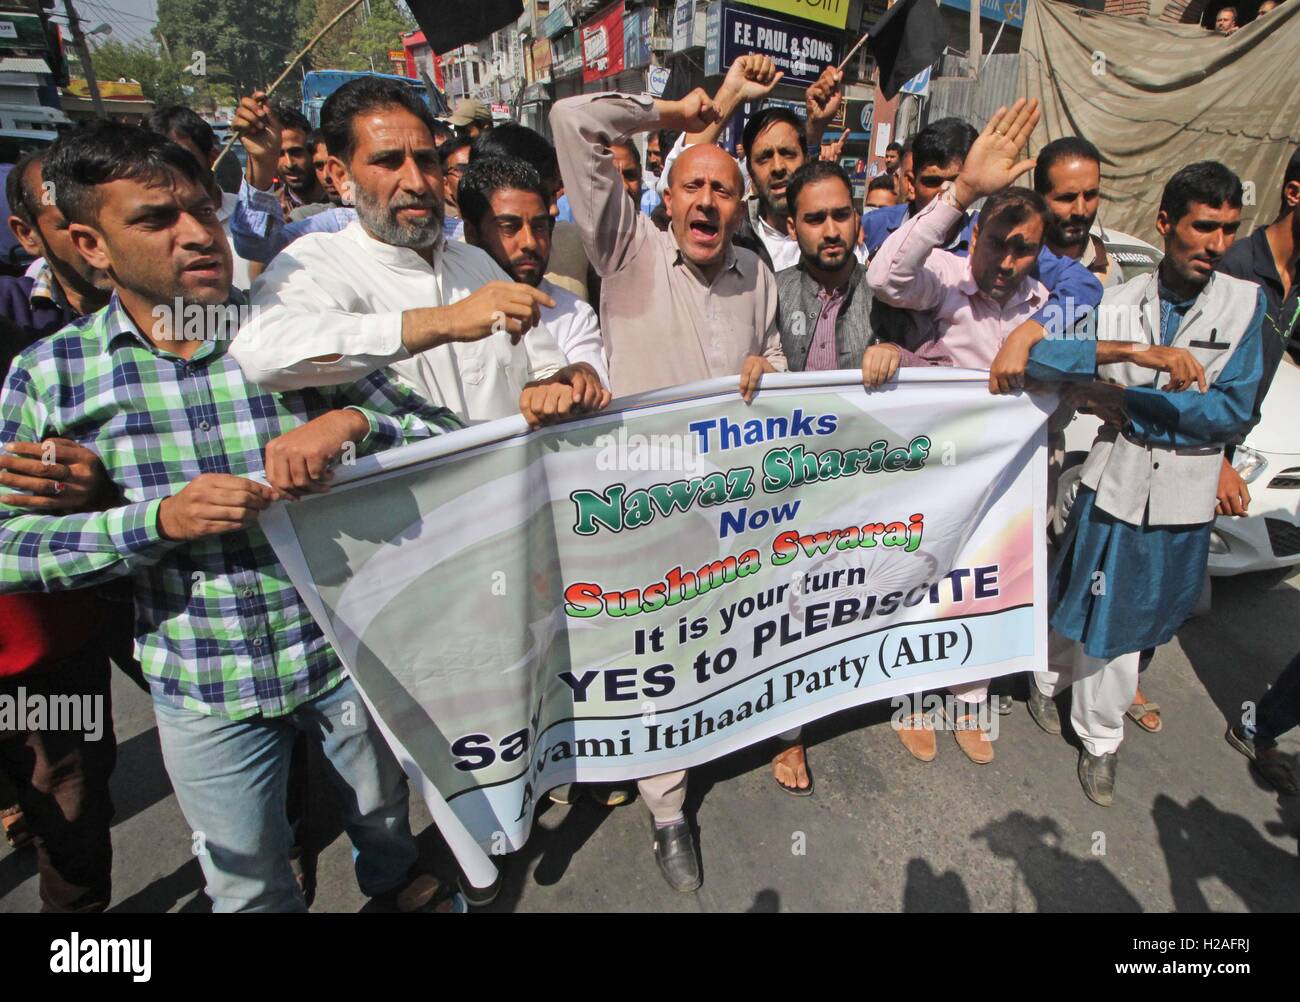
[0,46,1297,912]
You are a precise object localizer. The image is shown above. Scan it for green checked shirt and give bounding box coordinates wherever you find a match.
[0,292,463,719]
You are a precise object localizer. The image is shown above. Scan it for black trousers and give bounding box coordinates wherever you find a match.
[0,651,116,912]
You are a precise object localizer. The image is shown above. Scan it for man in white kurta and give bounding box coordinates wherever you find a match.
[232,222,568,424]
[228,77,582,427]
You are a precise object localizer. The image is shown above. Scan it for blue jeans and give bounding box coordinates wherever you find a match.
[154,677,417,912]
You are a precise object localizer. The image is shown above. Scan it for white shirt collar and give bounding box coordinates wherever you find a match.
[343,219,447,272]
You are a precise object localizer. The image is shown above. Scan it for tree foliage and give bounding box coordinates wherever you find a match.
[297,0,416,76]
[85,0,416,111]
[155,0,303,95]
[85,39,191,107]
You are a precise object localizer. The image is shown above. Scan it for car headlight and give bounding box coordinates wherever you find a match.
[1232,445,1268,484]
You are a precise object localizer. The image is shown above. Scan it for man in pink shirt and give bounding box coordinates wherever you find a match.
[866,159,1051,373]
[865,99,1050,765]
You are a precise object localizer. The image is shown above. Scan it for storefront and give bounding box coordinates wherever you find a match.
[579,0,634,94]
[550,26,585,100]
[702,0,845,152]
[519,80,552,134]
[616,2,655,93]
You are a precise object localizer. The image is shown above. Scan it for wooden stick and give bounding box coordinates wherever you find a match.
[836,29,871,72]
[212,0,369,171]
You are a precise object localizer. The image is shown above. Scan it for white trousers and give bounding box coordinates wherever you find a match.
[1034,630,1140,755]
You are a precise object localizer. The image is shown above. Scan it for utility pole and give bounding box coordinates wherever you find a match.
[62,0,105,117]
[969,0,982,80]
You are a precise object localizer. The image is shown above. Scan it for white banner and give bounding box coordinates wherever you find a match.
[261,371,1051,885]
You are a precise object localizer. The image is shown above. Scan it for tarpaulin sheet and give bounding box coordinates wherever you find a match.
[1020,1,1300,243]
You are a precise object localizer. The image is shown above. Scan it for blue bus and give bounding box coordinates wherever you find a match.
[300,70,444,127]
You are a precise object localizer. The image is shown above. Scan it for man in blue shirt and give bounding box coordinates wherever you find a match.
[863,119,977,257]
[228,91,357,269]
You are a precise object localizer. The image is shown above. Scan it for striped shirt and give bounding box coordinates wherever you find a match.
[0,292,462,718]
[802,284,849,371]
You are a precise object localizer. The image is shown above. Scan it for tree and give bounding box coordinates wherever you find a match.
[300,0,416,75]
[86,39,189,106]
[155,0,303,95]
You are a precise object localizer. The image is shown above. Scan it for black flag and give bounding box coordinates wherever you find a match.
[868,0,948,101]
[408,0,525,56]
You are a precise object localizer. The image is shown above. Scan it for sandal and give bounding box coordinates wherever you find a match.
[1126,696,1162,733]
[949,713,995,765]
[772,738,814,796]
[1,804,32,851]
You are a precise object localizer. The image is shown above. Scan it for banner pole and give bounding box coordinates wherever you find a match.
[836,29,871,72]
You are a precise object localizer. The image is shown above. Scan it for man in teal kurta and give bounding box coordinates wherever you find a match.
[1006,162,1265,806]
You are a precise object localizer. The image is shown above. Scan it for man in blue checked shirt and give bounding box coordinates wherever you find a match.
[0,122,473,913]
[228,90,358,269]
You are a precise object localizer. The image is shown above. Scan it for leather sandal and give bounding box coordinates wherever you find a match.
[772,737,814,796]
[1126,696,1162,733]
[896,711,937,762]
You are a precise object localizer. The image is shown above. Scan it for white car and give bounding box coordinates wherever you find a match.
[1055,227,1300,576]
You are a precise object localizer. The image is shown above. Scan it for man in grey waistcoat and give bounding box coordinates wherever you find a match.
[768,160,913,795]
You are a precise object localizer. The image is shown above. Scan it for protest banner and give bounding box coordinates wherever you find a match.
[261,372,1050,883]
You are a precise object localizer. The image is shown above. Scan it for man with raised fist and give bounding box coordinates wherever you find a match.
[550,77,789,894]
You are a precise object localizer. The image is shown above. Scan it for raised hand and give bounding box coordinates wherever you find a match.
[805,66,844,132]
[953,98,1041,207]
[233,91,281,189]
[821,129,850,163]
[724,54,784,103]
[657,88,721,134]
